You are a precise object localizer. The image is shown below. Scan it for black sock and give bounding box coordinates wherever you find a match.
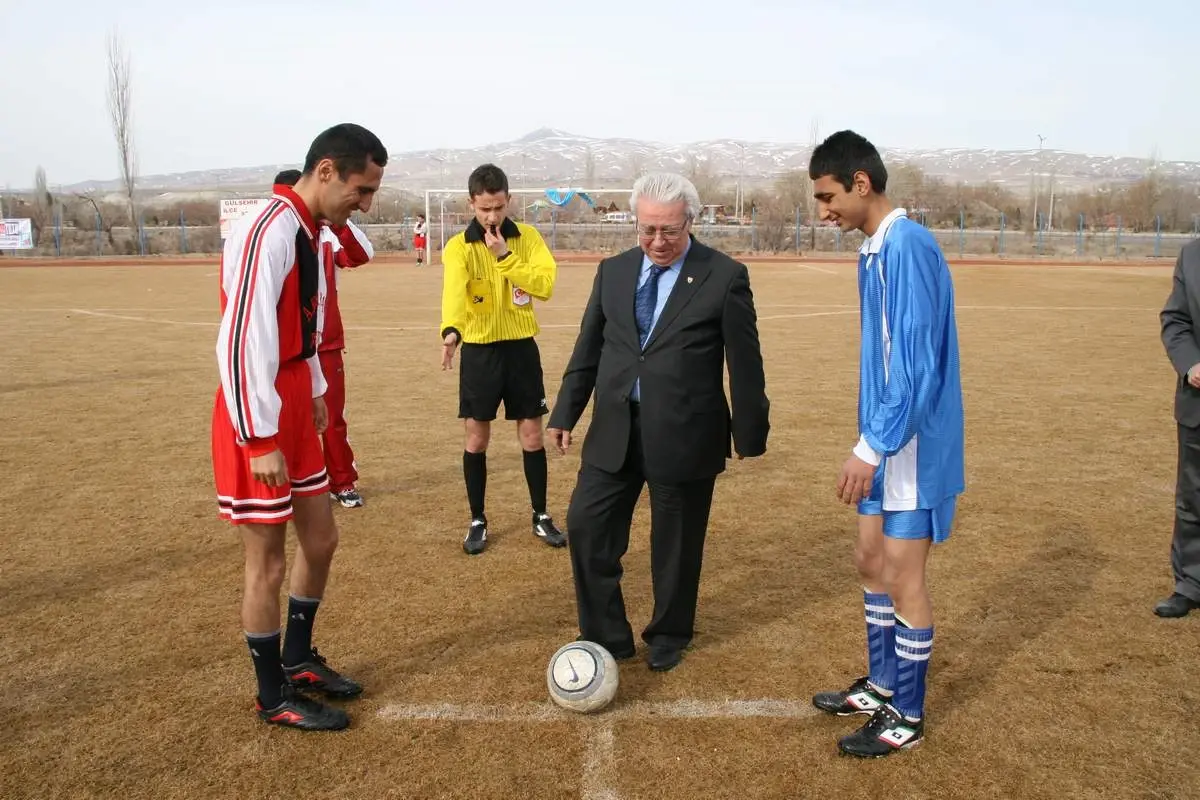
[464,451,487,519]
[246,630,285,708]
[523,448,548,515]
[282,595,321,666]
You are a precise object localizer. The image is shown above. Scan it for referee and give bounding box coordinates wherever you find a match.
[440,163,566,555]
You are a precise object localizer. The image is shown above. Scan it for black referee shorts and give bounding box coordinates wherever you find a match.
[459,337,548,422]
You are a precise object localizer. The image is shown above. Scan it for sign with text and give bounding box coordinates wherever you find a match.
[219,198,269,239]
[0,218,34,249]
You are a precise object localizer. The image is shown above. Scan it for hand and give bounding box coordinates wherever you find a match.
[547,427,571,454]
[1189,363,1200,388]
[836,455,876,505]
[442,333,459,370]
[484,223,508,258]
[250,449,289,488]
[312,396,328,435]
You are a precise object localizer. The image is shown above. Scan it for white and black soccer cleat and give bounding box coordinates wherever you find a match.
[532,512,567,548]
[813,675,891,716]
[463,517,488,555]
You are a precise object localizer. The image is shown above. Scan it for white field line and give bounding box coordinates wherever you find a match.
[581,720,618,800]
[376,697,820,722]
[68,308,216,327]
[791,263,839,275]
[58,304,1160,333]
[377,698,819,800]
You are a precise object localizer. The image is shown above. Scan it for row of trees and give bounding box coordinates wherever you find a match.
[10,164,1194,253]
[734,164,1200,252]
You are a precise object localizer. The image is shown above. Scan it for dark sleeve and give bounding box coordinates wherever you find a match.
[722,262,770,456]
[548,259,607,430]
[1162,245,1200,377]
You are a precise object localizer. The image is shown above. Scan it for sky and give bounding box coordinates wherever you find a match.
[2,0,1198,188]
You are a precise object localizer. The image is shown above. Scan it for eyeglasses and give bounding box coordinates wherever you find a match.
[636,223,688,241]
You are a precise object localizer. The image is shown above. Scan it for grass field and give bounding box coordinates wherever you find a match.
[0,253,1194,799]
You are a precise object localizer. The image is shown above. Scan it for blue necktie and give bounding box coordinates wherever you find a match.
[636,266,668,347]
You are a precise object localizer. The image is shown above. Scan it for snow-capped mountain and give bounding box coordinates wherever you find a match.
[58,128,1200,196]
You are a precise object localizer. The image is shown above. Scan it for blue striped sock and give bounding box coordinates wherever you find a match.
[894,615,934,720]
[864,590,896,694]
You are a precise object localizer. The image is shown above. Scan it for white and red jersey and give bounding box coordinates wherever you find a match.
[316,220,373,352]
[215,184,327,455]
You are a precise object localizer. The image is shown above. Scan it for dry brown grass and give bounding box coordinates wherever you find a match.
[0,254,1194,799]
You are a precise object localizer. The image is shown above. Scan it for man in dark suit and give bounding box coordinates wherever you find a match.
[546,172,770,671]
[1158,237,1200,617]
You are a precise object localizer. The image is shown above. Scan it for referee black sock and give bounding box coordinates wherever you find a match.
[464,451,487,520]
[245,630,285,708]
[523,448,548,516]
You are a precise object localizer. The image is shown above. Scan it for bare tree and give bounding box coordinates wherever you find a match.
[755,170,812,252]
[686,154,723,205]
[584,145,596,186]
[29,166,54,243]
[74,191,118,250]
[106,31,138,233]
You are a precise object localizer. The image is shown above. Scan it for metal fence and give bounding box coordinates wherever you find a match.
[6,209,1199,260]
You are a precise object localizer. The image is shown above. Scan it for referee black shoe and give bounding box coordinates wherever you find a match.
[532,513,567,547]
[464,517,488,555]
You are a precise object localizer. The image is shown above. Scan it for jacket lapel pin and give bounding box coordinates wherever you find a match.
[687,276,693,284]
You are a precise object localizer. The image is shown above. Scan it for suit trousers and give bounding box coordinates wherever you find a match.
[1172,423,1200,601]
[565,404,717,652]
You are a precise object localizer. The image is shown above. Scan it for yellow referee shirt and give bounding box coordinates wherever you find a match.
[440,218,557,344]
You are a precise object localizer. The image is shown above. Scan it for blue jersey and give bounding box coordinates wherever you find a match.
[855,209,964,512]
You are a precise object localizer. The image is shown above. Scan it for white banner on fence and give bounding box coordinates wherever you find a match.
[219,199,269,239]
[1,218,34,249]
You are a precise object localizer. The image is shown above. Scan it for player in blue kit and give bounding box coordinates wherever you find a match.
[806,130,965,758]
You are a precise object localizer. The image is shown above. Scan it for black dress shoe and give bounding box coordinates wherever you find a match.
[1154,593,1200,618]
[646,645,682,672]
[576,637,636,660]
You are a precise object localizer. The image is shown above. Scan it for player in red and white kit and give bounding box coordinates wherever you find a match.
[274,169,373,508]
[213,124,387,731]
[319,221,372,506]
[413,213,428,265]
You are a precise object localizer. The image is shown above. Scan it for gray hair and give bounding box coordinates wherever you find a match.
[630,172,701,221]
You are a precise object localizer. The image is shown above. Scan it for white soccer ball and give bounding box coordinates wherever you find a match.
[546,640,619,713]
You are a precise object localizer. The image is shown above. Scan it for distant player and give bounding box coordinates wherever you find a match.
[273,168,373,508]
[413,213,428,266]
[806,130,965,757]
[439,163,566,555]
[212,123,387,731]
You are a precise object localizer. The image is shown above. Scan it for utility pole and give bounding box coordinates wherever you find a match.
[1047,171,1056,232]
[735,142,746,222]
[520,153,528,221]
[1033,134,1045,231]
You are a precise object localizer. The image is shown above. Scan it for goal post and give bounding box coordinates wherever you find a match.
[423,187,635,259]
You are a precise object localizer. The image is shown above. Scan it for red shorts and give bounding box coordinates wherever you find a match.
[212,359,328,525]
[413,235,427,249]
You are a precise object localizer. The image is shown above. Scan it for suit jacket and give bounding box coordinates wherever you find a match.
[548,237,770,484]
[1162,238,1200,428]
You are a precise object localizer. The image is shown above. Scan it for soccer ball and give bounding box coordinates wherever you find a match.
[546,641,619,713]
